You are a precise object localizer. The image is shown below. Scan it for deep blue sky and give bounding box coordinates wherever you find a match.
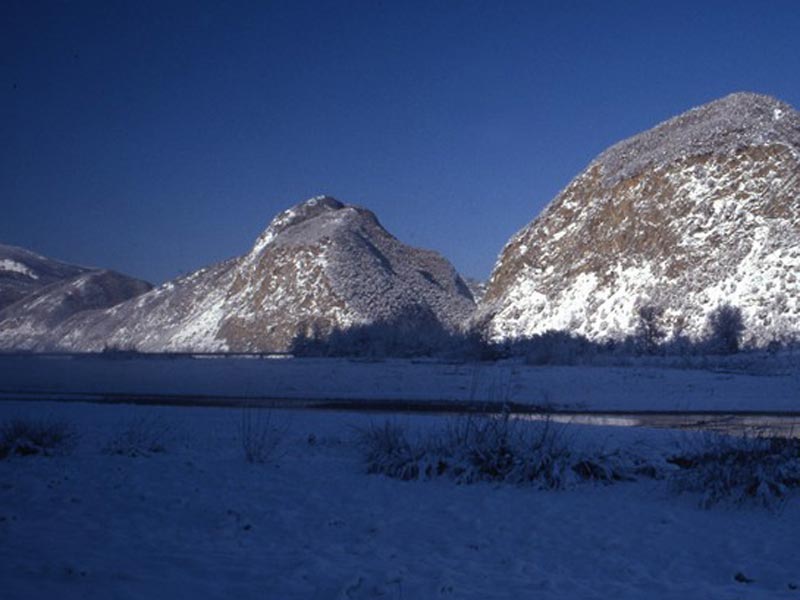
[2,1,799,284]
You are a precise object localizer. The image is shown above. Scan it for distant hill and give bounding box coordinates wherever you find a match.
[0,269,153,350]
[0,243,90,310]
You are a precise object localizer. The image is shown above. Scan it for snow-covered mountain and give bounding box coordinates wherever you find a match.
[0,243,90,310]
[483,92,800,346]
[51,196,475,352]
[0,270,153,350]
[464,278,487,304]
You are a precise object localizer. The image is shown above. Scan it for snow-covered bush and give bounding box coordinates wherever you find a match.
[238,408,283,464]
[669,433,800,509]
[358,421,424,481]
[435,415,576,487]
[100,343,141,357]
[519,330,599,366]
[0,417,78,459]
[360,416,659,489]
[102,416,171,457]
[290,305,496,360]
[291,312,469,359]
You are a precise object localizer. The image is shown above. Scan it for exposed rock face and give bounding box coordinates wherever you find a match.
[0,243,89,310]
[54,196,475,352]
[484,93,800,346]
[0,270,153,350]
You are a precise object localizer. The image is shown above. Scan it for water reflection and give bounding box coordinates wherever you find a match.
[517,412,800,438]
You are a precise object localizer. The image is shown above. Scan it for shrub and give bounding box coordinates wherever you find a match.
[100,343,141,357]
[359,416,659,489]
[432,414,522,482]
[669,433,800,509]
[358,421,424,480]
[520,330,597,366]
[102,416,171,457]
[239,408,283,464]
[290,306,498,360]
[0,418,78,459]
[444,415,575,487]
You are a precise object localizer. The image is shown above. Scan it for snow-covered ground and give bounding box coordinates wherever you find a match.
[1,354,800,412]
[1,400,798,600]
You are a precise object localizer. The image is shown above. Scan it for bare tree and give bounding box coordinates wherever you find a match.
[705,304,744,354]
[635,304,666,354]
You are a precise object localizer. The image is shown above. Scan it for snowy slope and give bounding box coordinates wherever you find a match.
[0,243,90,310]
[0,270,152,351]
[52,196,475,352]
[484,93,800,346]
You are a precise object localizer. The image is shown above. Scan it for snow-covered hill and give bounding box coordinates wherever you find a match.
[0,243,90,310]
[483,93,800,346]
[0,270,153,351]
[52,196,475,352]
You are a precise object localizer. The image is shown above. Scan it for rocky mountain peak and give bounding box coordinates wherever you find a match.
[252,195,351,254]
[594,92,800,186]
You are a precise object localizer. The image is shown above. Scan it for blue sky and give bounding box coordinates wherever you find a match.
[2,0,799,283]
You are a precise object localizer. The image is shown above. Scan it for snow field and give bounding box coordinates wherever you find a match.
[1,401,799,599]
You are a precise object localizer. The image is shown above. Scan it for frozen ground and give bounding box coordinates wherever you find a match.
[1,354,800,412]
[1,400,799,600]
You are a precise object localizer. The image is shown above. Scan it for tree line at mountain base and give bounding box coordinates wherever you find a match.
[289,302,799,362]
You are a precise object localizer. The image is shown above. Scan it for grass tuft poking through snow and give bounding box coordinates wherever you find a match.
[358,420,425,481]
[0,417,78,459]
[102,416,172,457]
[669,433,800,509]
[238,408,284,464]
[359,415,661,489]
